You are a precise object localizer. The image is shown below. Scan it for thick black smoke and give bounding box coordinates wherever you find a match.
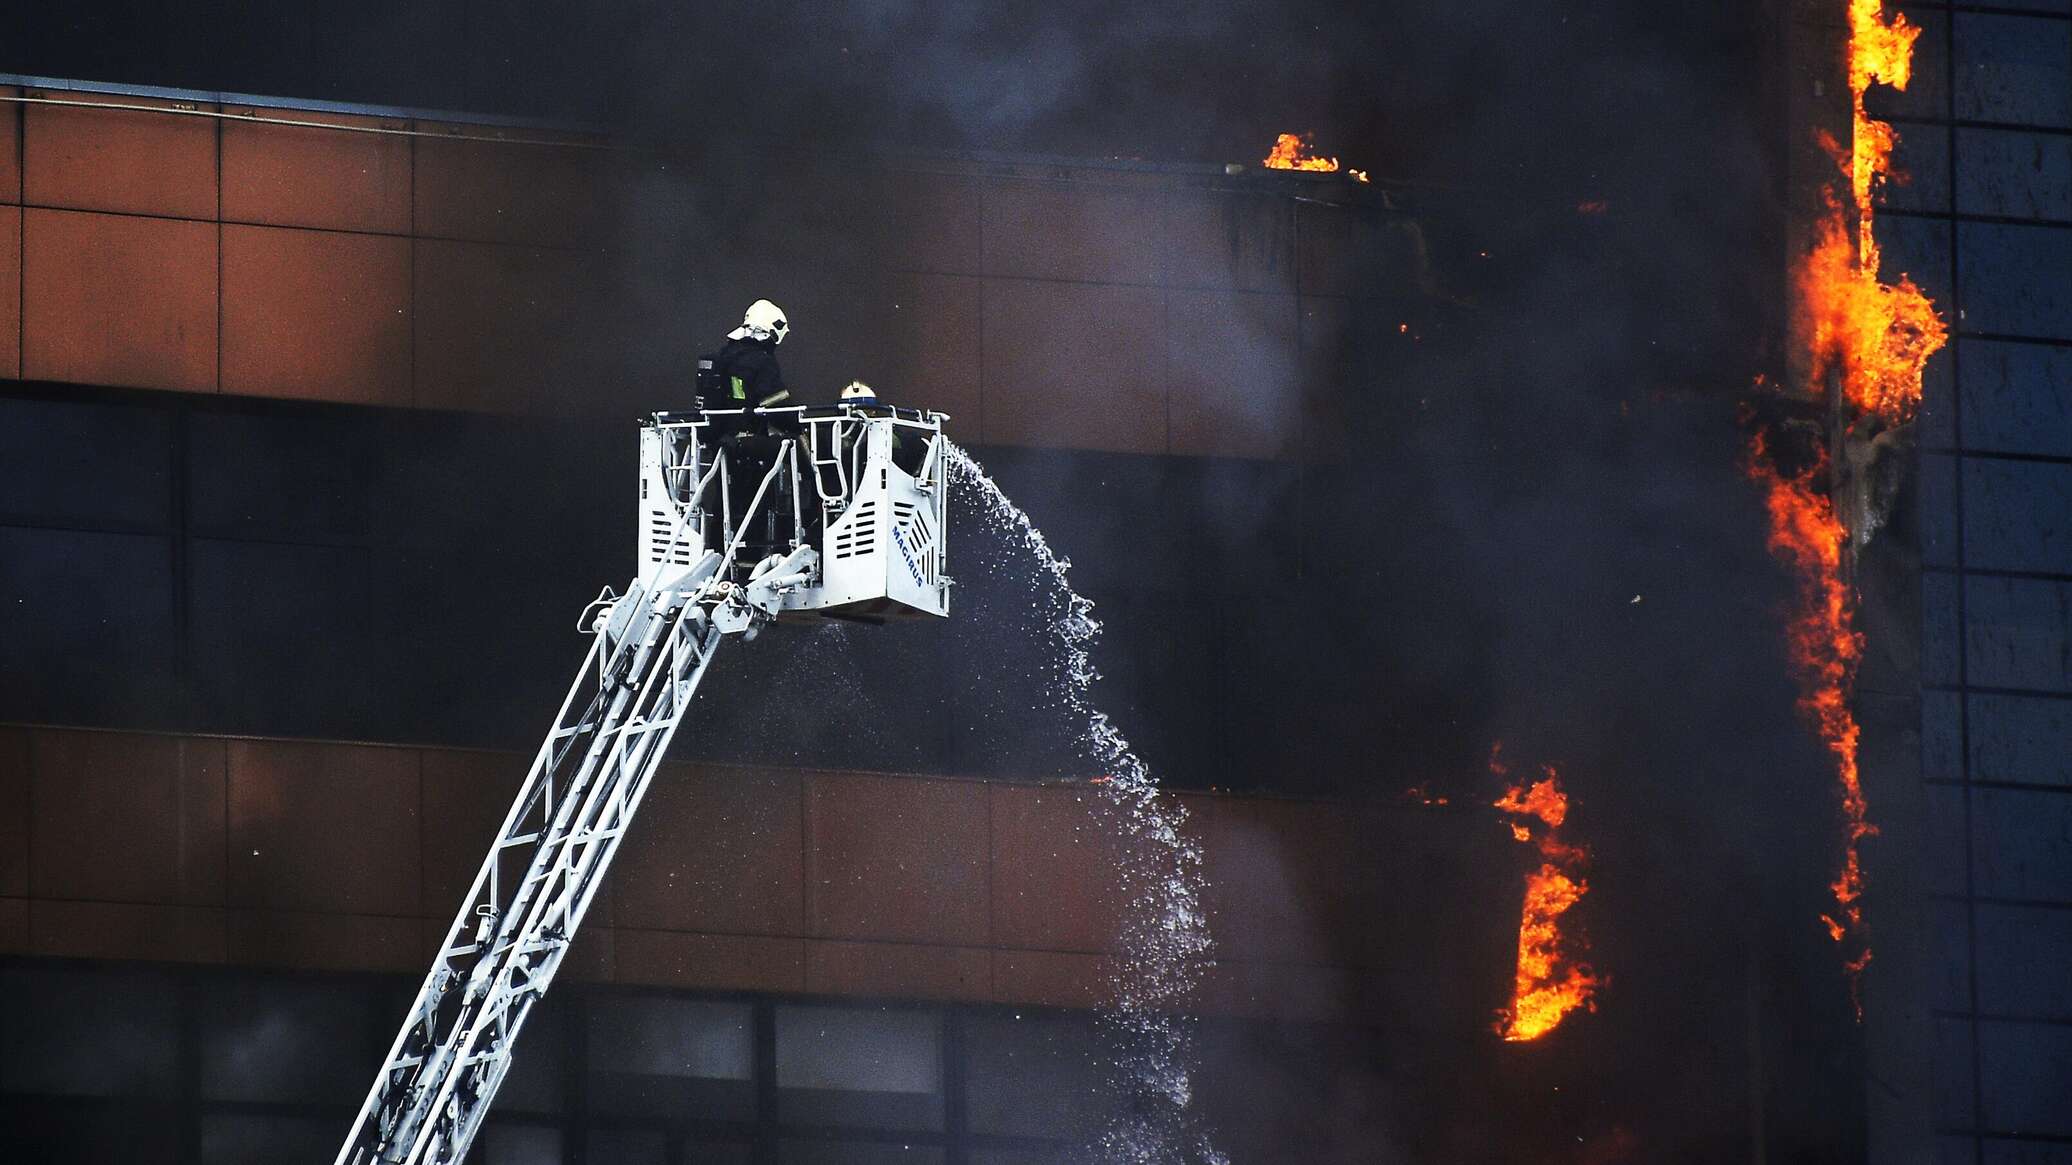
[9,0,1870,1160]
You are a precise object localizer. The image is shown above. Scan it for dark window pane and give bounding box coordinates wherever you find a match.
[199,978,373,1104]
[775,1005,942,1131]
[0,396,172,528]
[963,1013,1100,1140]
[200,1114,340,1164]
[587,1128,670,1164]
[587,995,754,1122]
[481,1123,561,1165]
[0,966,177,1098]
[779,1142,944,1165]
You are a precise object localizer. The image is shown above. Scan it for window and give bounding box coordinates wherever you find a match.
[587,995,754,1121]
[776,1005,943,1131]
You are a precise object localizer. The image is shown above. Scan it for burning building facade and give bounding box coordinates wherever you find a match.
[0,0,2065,1156]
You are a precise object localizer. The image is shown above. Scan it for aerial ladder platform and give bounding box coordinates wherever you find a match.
[336,404,951,1165]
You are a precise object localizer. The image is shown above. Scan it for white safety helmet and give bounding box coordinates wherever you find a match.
[840,380,878,403]
[728,299,790,345]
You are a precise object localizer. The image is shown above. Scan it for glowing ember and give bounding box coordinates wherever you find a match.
[1262,132,1342,173]
[1747,434,1877,1002]
[1491,750,1600,1042]
[1797,0,1947,423]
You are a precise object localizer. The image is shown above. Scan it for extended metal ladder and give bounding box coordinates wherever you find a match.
[334,555,728,1165]
[336,407,950,1164]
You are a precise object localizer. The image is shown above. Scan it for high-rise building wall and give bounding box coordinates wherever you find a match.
[1817,4,2072,1159]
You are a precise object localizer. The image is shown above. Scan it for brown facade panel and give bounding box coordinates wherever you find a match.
[872,271,982,423]
[30,899,227,963]
[22,207,217,392]
[0,87,18,202]
[743,269,982,422]
[414,134,606,247]
[866,170,983,276]
[1298,296,1355,463]
[563,920,615,983]
[989,784,1126,953]
[0,897,25,954]
[804,772,991,947]
[221,223,412,405]
[1160,190,1298,294]
[614,927,806,994]
[981,279,1167,453]
[982,183,1165,285]
[228,908,423,974]
[614,763,805,938]
[1201,797,1368,968]
[226,739,421,916]
[418,748,528,916]
[1167,289,1301,460]
[0,205,19,379]
[1296,200,1429,300]
[1201,957,1359,1023]
[22,92,218,220]
[414,238,606,415]
[220,113,412,235]
[0,729,26,896]
[993,948,1111,1009]
[27,730,226,906]
[803,939,991,1002]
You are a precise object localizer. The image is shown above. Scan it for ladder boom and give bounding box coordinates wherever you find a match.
[338,407,952,1165]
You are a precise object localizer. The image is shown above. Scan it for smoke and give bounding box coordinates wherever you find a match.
[8,0,1871,1158]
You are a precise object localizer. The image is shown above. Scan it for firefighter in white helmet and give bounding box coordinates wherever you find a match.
[697,299,792,418]
[697,300,795,555]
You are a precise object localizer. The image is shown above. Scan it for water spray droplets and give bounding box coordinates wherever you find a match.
[947,443,1224,1165]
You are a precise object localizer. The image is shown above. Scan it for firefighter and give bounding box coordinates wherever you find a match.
[697,299,792,418]
[698,300,795,555]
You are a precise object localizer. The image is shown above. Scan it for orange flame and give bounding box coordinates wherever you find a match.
[1798,0,1948,423]
[1491,751,1600,1042]
[1262,132,1342,173]
[1761,0,1937,1014]
[1747,435,1877,1003]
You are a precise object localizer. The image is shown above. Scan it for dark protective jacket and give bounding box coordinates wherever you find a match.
[697,337,790,412]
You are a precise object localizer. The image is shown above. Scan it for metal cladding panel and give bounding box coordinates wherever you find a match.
[29,900,227,963]
[988,783,1127,953]
[26,730,226,907]
[0,729,24,897]
[1295,197,1425,299]
[417,748,528,915]
[22,91,218,220]
[613,763,806,937]
[413,132,607,246]
[612,928,807,994]
[982,182,1165,285]
[980,279,1167,454]
[225,739,421,916]
[414,237,604,414]
[1166,288,1301,460]
[803,939,991,1002]
[1159,189,1298,294]
[220,223,412,405]
[865,169,982,276]
[21,207,218,393]
[0,206,17,380]
[220,112,412,234]
[226,909,423,974]
[991,948,1108,1009]
[804,771,991,948]
[0,897,24,955]
[0,87,18,201]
